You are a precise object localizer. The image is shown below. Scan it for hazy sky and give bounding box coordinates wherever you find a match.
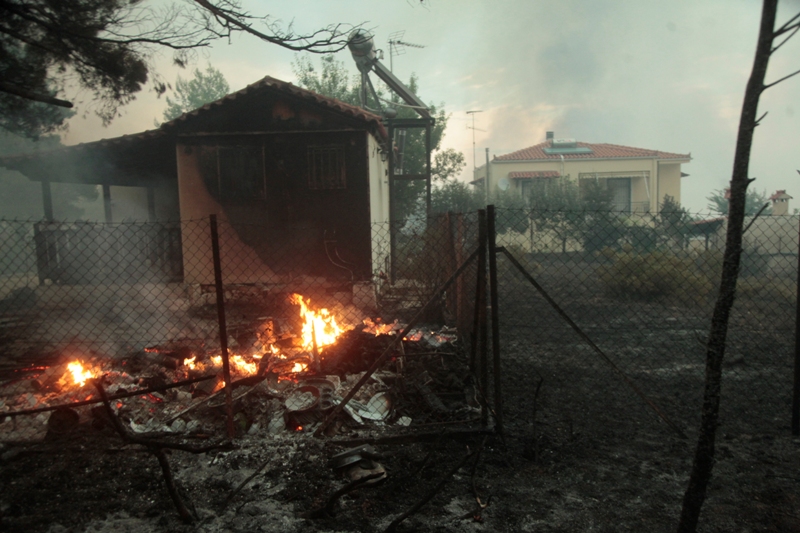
[60,0,800,213]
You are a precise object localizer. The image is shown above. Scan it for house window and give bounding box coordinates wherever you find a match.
[606,178,632,213]
[307,145,346,190]
[218,146,265,200]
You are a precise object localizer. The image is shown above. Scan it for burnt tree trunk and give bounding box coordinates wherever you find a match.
[677,1,778,531]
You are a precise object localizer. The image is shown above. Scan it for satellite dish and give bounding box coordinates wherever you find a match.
[497,177,511,191]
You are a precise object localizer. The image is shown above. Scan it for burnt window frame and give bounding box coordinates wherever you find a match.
[306,144,346,190]
[215,144,267,201]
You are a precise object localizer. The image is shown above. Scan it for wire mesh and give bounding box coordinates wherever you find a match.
[492,207,797,437]
[0,212,483,442]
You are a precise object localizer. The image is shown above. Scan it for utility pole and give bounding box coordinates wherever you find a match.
[466,110,484,170]
[485,147,491,206]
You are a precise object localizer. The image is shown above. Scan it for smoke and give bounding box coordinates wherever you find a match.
[48,0,800,211]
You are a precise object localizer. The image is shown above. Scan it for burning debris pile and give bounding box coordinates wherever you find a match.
[0,293,474,443]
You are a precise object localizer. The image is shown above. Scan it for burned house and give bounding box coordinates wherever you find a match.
[1,76,392,292]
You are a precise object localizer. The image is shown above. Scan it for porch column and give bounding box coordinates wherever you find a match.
[102,184,112,223]
[41,180,54,221]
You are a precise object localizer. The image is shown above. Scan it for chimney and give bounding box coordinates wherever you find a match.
[769,190,792,216]
[546,131,554,142]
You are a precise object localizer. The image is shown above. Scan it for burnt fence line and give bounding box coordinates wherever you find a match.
[490,206,800,436]
[0,212,485,442]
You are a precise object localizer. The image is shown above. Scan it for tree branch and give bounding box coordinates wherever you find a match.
[0,82,73,108]
[763,67,800,90]
[191,0,356,52]
[773,12,800,36]
[770,24,799,54]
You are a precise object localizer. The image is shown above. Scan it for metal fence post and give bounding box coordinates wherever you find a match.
[209,214,235,439]
[474,209,488,426]
[487,205,503,436]
[793,216,800,435]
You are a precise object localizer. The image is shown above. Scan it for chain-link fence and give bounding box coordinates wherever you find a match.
[2,206,796,444]
[491,206,797,439]
[0,212,483,443]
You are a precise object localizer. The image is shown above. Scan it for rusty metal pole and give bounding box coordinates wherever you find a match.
[476,210,489,426]
[793,215,800,435]
[210,214,235,439]
[487,205,503,436]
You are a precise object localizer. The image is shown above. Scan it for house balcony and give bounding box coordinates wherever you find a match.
[611,201,651,214]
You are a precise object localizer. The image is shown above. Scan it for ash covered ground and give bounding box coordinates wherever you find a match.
[1,262,799,532]
[1,310,799,533]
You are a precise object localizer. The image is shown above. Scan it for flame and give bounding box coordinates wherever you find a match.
[289,293,347,354]
[67,361,94,387]
[184,355,197,369]
[230,354,257,375]
[291,362,308,373]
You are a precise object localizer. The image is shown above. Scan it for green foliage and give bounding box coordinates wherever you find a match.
[293,55,362,106]
[527,177,584,252]
[432,148,466,183]
[0,0,154,137]
[292,54,465,223]
[706,187,773,216]
[525,177,627,252]
[655,195,694,249]
[162,65,230,122]
[600,250,715,304]
[2,2,361,138]
[623,195,695,253]
[430,179,481,215]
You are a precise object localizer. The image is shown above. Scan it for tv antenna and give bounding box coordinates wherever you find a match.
[387,30,425,72]
[348,30,430,119]
[466,110,485,170]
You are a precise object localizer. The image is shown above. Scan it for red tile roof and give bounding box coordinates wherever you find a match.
[769,190,792,201]
[495,141,690,161]
[162,75,387,139]
[508,171,560,179]
[0,76,386,163]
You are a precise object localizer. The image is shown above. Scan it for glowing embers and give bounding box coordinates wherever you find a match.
[361,318,399,336]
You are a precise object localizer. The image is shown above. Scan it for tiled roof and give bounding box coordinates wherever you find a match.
[495,141,690,161]
[0,76,386,164]
[508,171,560,179]
[769,190,792,201]
[161,75,387,138]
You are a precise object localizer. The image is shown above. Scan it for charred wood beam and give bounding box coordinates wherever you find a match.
[3,375,215,418]
[92,380,231,454]
[92,380,232,524]
[315,247,480,437]
[154,448,195,524]
[221,456,273,511]
[305,472,385,519]
[385,442,483,532]
[329,428,494,447]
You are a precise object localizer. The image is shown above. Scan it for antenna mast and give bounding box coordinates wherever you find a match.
[466,110,485,170]
[387,30,426,72]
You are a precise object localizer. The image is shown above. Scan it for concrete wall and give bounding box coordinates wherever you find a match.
[367,134,390,279]
[657,163,682,206]
[176,145,277,285]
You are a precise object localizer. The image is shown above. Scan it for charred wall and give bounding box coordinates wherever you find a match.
[178,131,372,284]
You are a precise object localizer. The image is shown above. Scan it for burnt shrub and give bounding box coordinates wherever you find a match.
[599,250,714,303]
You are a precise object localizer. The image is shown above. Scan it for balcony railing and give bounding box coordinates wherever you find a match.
[611,201,651,214]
